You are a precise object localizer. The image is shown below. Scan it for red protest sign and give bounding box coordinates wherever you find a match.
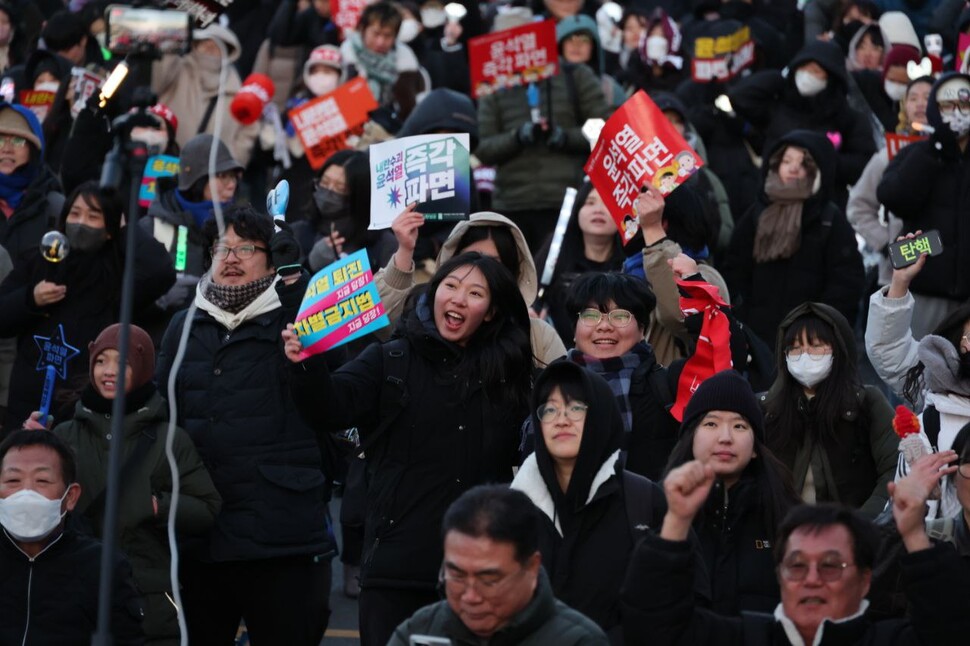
[288,77,377,170]
[468,19,558,98]
[584,90,704,245]
[18,90,56,122]
[332,0,368,39]
[885,133,925,161]
[960,33,970,71]
[691,25,754,83]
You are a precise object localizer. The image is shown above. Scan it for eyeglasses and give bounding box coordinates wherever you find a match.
[214,170,241,184]
[780,558,857,582]
[958,461,970,479]
[938,100,970,115]
[577,308,635,327]
[0,135,27,148]
[319,177,348,194]
[537,402,589,423]
[439,565,526,600]
[785,345,832,360]
[210,244,268,260]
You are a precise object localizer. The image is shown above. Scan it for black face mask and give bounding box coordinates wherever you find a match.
[313,187,349,219]
[65,223,108,253]
[958,351,970,380]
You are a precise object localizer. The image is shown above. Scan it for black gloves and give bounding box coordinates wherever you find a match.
[270,220,302,276]
[515,123,567,150]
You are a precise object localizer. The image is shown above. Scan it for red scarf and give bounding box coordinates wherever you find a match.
[669,279,733,421]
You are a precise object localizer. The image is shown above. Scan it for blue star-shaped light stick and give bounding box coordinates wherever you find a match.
[33,324,80,422]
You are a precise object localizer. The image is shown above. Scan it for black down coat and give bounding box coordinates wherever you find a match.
[289,305,527,591]
[728,39,876,206]
[722,130,866,346]
[157,276,336,563]
[877,72,970,302]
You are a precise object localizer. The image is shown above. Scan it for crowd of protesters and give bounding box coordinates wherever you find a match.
[2,1,970,645]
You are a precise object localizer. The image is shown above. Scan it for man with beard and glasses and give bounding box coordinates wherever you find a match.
[157,205,337,645]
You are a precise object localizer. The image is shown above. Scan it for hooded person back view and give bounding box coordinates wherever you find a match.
[152,23,259,165]
[728,39,877,207]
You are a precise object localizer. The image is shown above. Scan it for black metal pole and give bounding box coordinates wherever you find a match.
[91,134,149,646]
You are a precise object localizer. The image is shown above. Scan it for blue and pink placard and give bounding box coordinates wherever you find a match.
[293,249,389,358]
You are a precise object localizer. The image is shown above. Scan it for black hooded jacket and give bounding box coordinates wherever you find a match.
[877,72,970,302]
[511,361,668,643]
[722,130,866,347]
[728,40,876,205]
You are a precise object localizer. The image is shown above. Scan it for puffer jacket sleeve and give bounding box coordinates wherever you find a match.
[864,286,920,405]
[476,90,525,167]
[642,239,691,347]
[289,343,384,436]
[818,208,865,326]
[152,428,222,535]
[374,261,414,329]
[621,532,744,645]
[846,150,891,251]
[877,140,944,221]
[530,317,566,368]
[859,386,900,519]
[559,64,610,153]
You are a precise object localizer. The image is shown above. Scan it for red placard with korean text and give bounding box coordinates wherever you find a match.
[288,77,377,170]
[468,19,559,98]
[885,133,926,161]
[584,90,704,245]
[332,0,368,39]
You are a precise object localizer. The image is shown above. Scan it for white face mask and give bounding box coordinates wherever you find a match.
[34,81,60,94]
[941,110,970,138]
[645,35,668,61]
[132,129,170,153]
[786,354,833,389]
[421,7,447,29]
[884,80,907,102]
[398,19,421,43]
[0,488,70,542]
[306,71,339,97]
[794,69,827,97]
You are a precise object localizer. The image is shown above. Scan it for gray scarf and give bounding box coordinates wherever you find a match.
[350,31,399,103]
[752,173,814,263]
[201,272,275,314]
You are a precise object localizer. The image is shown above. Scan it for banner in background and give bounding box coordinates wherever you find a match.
[288,77,377,170]
[294,249,389,358]
[468,19,558,98]
[691,25,754,83]
[885,133,925,161]
[139,155,179,208]
[369,133,471,229]
[584,90,703,244]
[18,90,56,122]
[332,0,368,39]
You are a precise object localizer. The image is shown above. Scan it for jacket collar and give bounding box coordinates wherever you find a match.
[194,275,282,331]
[511,450,620,536]
[773,599,869,646]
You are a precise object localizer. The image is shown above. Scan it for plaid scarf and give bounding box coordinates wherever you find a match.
[201,272,275,314]
[568,342,651,432]
[350,31,400,104]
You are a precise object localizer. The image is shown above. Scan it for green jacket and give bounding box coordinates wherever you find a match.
[388,569,609,646]
[55,391,221,641]
[476,63,609,212]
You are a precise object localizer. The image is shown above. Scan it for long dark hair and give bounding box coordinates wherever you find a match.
[765,314,865,452]
[665,416,798,534]
[424,252,533,411]
[902,302,970,406]
[533,180,623,284]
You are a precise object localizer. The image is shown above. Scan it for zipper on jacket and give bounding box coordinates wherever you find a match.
[20,564,32,646]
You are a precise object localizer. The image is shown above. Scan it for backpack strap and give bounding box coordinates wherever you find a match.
[922,405,942,451]
[197,96,219,136]
[359,339,410,457]
[926,517,956,544]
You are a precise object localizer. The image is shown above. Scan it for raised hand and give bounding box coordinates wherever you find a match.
[635,184,666,245]
[660,460,715,541]
[281,324,304,364]
[391,203,424,272]
[887,450,958,552]
[887,230,928,299]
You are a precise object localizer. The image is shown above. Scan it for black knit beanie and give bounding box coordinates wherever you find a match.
[681,370,765,442]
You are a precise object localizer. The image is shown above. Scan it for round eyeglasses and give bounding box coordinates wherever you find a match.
[577,308,635,327]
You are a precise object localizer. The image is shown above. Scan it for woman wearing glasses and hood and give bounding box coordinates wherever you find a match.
[511,360,683,644]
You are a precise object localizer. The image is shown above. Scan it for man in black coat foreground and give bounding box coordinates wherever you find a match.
[621,451,970,645]
[0,430,145,645]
